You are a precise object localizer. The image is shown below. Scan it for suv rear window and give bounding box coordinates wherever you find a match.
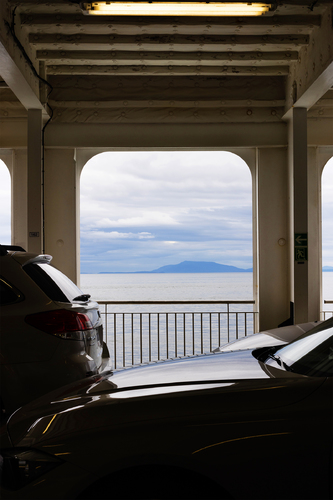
[24,263,83,303]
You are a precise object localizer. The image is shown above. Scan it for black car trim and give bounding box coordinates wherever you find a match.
[0,245,26,256]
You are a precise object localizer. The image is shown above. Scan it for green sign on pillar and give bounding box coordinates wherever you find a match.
[294,233,308,261]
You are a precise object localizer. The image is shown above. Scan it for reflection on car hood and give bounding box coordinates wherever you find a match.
[109,350,272,389]
[7,348,323,449]
[214,322,321,353]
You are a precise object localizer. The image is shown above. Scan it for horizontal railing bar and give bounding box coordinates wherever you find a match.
[98,300,255,305]
[100,311,256,315]
[324,300,333,303]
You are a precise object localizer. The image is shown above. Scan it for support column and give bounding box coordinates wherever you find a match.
[292,108,309,323]
[257,147,290,330]
[27,109,43,254]
[307,147,322,321]
[44,148,79,284]
[12,150,28,249]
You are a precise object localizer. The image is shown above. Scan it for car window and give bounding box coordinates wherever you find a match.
[0,277,23,305]
[24,263,83,303]
[276,326,333,377]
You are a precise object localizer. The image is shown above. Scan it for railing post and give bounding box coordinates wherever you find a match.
[166,313,169,359]
[131,313,134,366]
[157,313,160,360]
[140,314,143,365]
[149,313,151,362]
[227,303,230,342]
[123,314,125,367]
[192,313,195,355]
[114,314,117,370]
[175,313,177,358]
[183,313,186,356]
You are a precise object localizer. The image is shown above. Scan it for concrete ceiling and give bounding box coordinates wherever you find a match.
[0,0,332,132]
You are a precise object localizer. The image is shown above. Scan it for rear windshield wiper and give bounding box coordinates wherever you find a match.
[73,294,91,302]
[267,352,293,372]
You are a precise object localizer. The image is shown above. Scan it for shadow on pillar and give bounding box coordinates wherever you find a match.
[278,302,295,327]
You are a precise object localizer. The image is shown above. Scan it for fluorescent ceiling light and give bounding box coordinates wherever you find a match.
[81,2,273,16]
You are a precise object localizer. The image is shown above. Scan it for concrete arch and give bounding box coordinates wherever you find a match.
[26,140,325,330]
[43,146,295,330]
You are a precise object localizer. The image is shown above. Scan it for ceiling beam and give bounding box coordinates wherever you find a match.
[49,99,286,108]
[21,14,321,35]
[287,61,333,117]
[49,105,285,124]
[29,34,310,51]
[284,4,333,117]
[48,73,285,96]
[46,64,289,76]
[9,0,333,7]
[37,49,298,66]
[0,41,47,114]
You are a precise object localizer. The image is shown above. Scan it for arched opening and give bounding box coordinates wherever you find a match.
[0,159,11,245]
[79,150,254,367]
[80,150,252,281]
[321,156,333,318]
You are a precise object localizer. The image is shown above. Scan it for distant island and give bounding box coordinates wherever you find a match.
[100,260,253,274]
[323,266,333,272]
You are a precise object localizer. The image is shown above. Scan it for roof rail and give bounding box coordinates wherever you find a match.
[0,245,26,256]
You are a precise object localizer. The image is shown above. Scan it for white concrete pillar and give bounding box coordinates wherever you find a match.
[12,150,28,249]
[307,147,322,321]
[257,147,290,330]
[27,109,43,254]
[44,148,79,284]
[292,108,309,323]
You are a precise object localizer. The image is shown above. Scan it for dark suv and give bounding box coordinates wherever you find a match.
[0,245,109,417]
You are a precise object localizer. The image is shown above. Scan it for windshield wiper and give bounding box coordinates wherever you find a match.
[73,294,91,302]
[267,353,293,372]
[267,353,282,366]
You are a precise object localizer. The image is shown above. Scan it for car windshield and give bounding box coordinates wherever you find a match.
[274,320,333,377]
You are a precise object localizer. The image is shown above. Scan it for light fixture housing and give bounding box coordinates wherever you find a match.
[80,2,275,17]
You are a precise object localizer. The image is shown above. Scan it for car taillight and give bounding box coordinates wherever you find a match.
[25,309,93,340]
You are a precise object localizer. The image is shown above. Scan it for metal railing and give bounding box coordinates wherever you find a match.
[322,300,333,320]
[98,300,257,369]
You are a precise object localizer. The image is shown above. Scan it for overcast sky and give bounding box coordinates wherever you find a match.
[1,153,333,273]
[80,151,252,273]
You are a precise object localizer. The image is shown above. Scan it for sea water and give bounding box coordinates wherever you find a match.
[80,271,333,311]
[80,272,253,302]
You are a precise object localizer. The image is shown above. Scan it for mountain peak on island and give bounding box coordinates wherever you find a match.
[99,260,253,274]
[149,261,252,273]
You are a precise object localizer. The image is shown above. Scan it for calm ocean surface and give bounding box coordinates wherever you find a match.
[81,272,333,311]
[81,272,252,302]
